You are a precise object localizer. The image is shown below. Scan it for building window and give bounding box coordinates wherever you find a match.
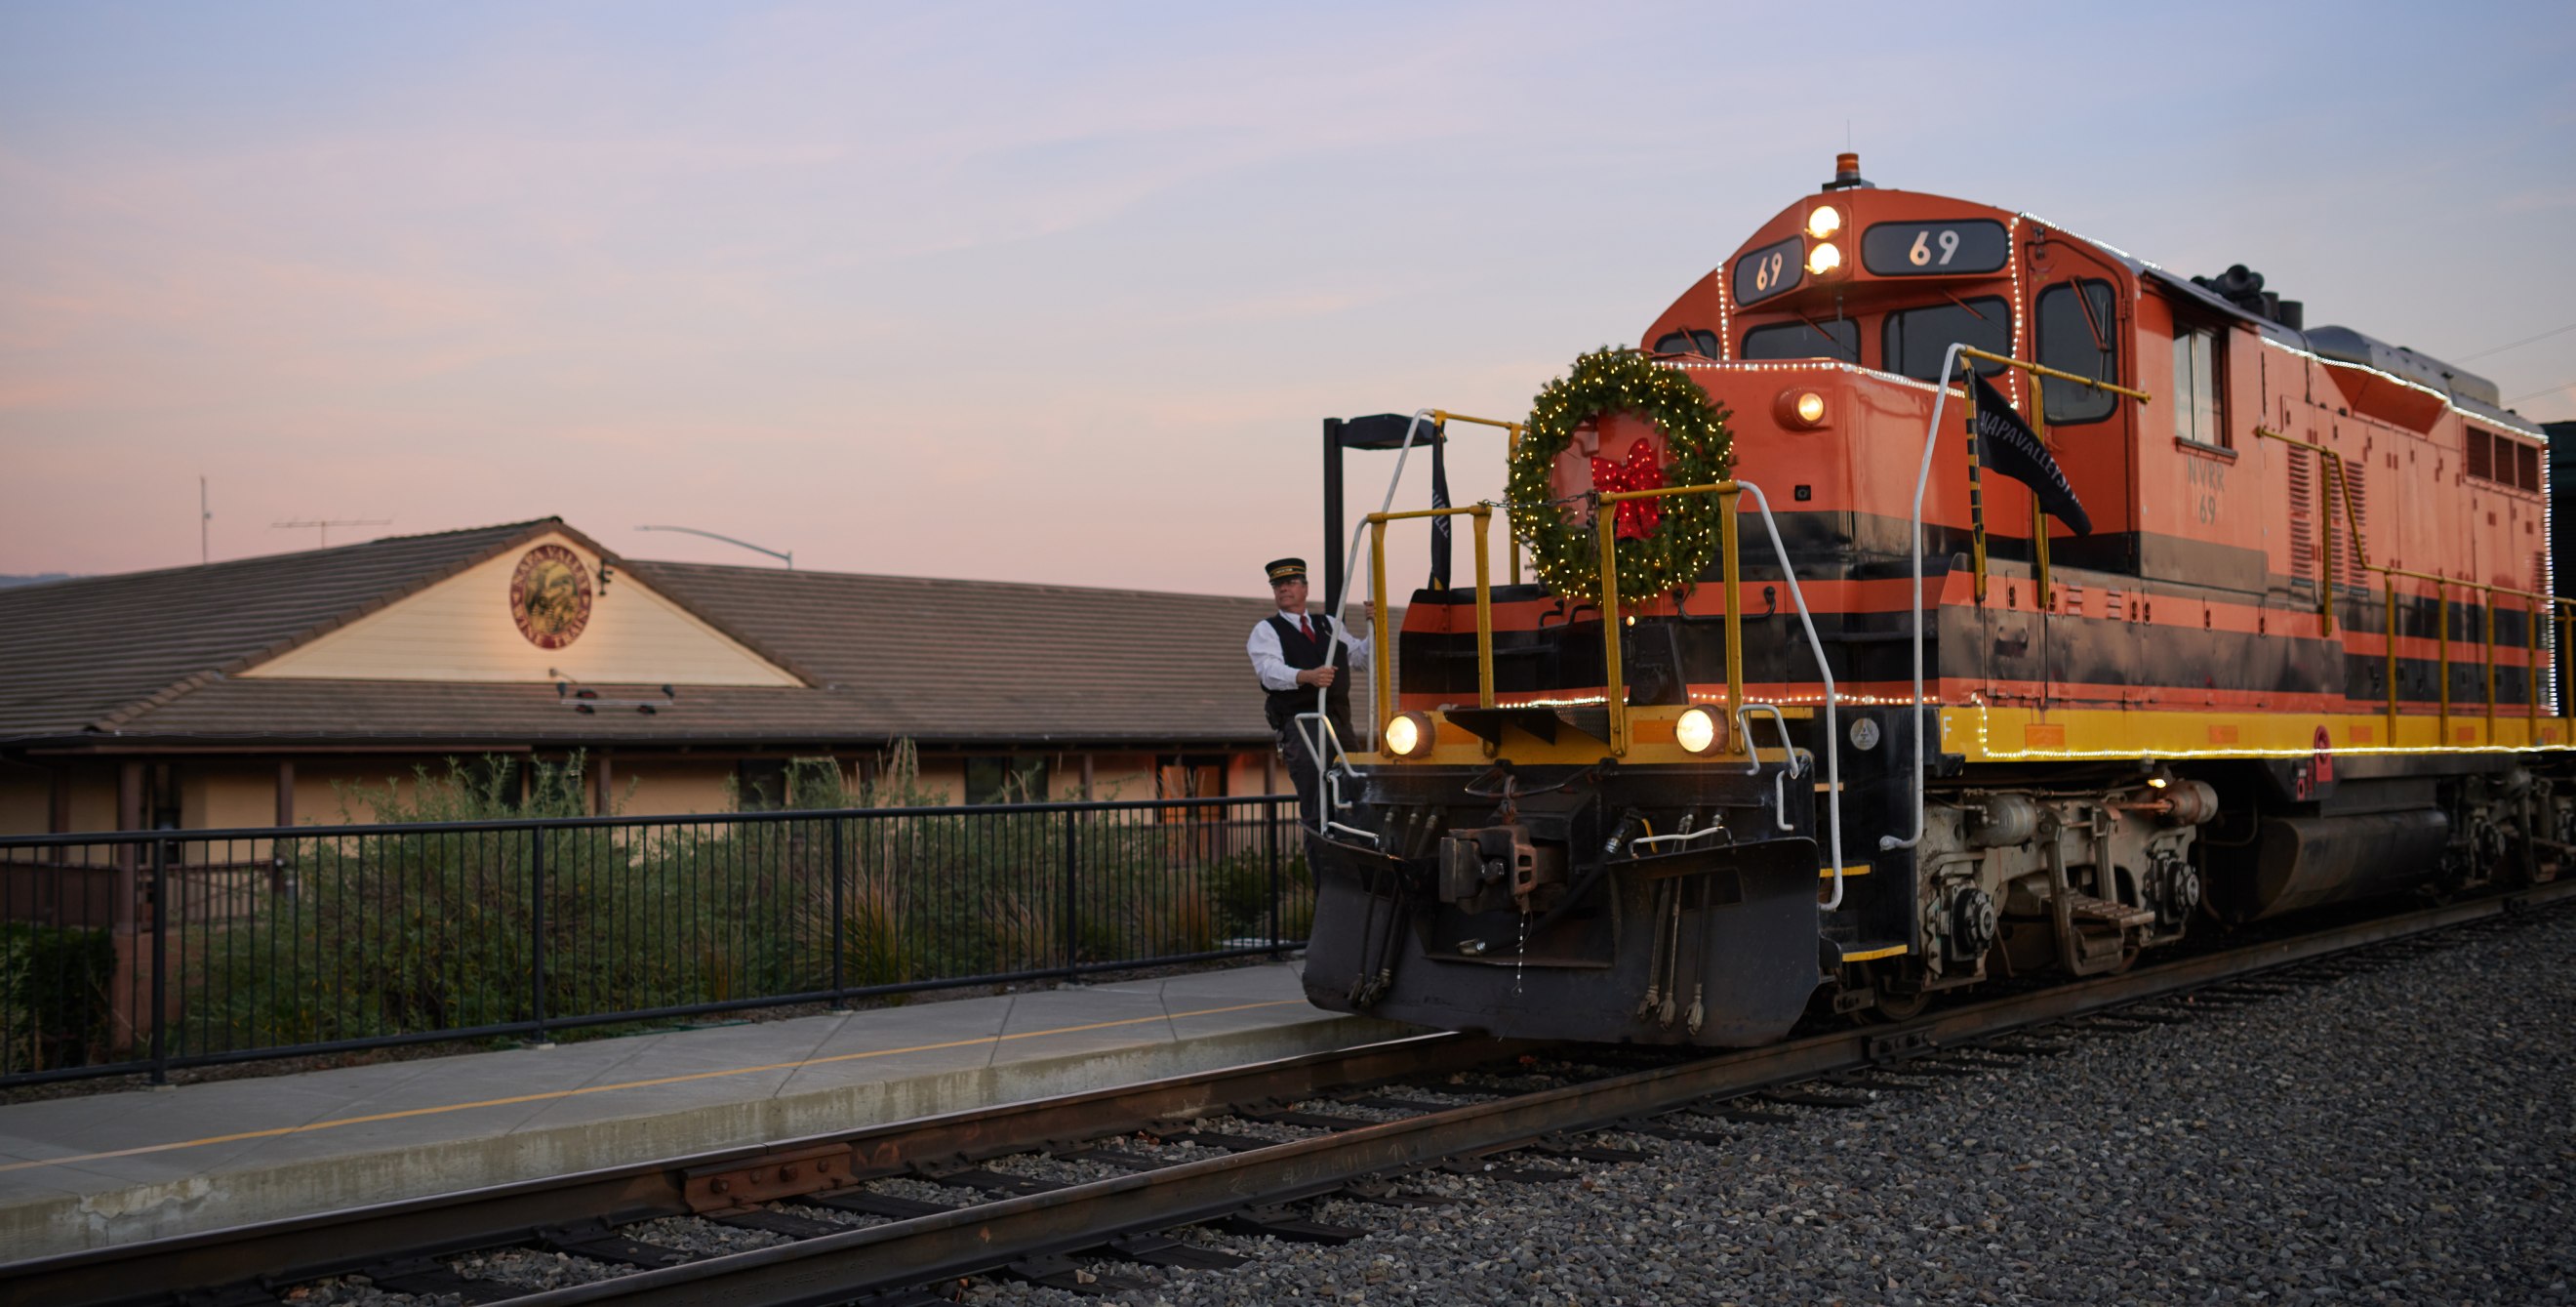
[2034,280,2119,426]
[738,759,787,811]
[964,756,1050,805]
[1156,755,1227,798]
[1881,298,2010,381]
[1741,317,1859,364]
[2172,325,2224,447]
[1156,755,1228,825]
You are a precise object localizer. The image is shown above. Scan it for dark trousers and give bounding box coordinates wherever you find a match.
[1275,716,1349,826]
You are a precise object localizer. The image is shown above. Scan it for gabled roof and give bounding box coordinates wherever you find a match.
[627,563,1284,744]
[0,520,565,740]
[0,523,1311,751]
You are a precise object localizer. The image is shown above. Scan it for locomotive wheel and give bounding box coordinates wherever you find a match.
[1857,961,1930,1022]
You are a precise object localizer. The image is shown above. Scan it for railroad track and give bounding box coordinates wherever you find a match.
[12,880,2569,1307]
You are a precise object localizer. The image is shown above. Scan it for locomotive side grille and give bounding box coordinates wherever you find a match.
[2344,466,2370,589]
[2286,445,2315,592]
[2467,428,2494,481]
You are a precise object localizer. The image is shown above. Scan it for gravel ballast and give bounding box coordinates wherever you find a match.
[966,908,2575,1306]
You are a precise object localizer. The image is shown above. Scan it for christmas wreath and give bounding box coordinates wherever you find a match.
[1508,347,1734,605]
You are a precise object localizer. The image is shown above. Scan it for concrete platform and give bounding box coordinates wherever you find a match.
[0,960,1416,1262]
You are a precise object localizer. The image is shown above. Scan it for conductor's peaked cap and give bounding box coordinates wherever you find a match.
[1265,558,1308,586]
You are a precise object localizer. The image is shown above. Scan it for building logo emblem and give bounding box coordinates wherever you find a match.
[508,545,593,649]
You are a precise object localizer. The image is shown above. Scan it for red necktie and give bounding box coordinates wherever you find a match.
[1300,616,1316,642]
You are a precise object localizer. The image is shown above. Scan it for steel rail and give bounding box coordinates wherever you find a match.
[497,880,2576,1307]
[1,1033,1524,1307]
[16,882,2564,1307]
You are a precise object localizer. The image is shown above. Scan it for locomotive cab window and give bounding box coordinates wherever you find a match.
[2035,279,2119,426]
[2171,322,2226,448]
[1652,328,1723,358]
[1882,297,2010,381]
[1741,317,1858,364]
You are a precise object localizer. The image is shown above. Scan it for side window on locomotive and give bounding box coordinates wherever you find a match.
[2172,324,2225,448]
[1881,298,2010,381]
[2034,279,2119,426]
[1741,318,1859,364]
[1652,328,1724,358]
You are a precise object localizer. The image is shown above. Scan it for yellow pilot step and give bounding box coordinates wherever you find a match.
[1837,940,1911,964]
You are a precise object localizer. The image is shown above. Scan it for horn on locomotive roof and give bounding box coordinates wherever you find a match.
[1823,151,1873,192]
[2191,264,2306,331]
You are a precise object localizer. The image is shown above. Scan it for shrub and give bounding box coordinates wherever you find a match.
[169,745,1312,1061]
[0,923,113,1074]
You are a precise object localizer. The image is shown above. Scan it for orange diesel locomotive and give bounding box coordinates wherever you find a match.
[1299,154,2566,1044]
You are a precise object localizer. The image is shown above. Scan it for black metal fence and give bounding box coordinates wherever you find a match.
[0,795,1308,1087]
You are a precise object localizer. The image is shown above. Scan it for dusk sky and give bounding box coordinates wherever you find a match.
[4,3,2571,598]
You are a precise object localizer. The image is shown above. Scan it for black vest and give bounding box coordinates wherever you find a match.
[1262,612,1353,737]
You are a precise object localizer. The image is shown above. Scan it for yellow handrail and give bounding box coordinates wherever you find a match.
[1596,480,1748,756]
[2252,426,2370,633]
[1954,346,2151,609]
[2251,426,2571,729]
[2384,576,2398,745]
[1956,347,2155,402]
[1361,503,1498,755]
[1432,410,1527,586]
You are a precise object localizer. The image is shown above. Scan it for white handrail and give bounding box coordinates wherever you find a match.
[1885,343,1972,852]
[1307,409,1440,835]
[1733,480,1848,911]
[1294,711,1377,842]
[1736,703,1794,775]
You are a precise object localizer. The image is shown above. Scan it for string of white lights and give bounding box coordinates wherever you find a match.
[2005,214,2027,410]
[1715,264,1732,361]
[1661,356,1963,398]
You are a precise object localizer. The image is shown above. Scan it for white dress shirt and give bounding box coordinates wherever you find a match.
[1247,608,1371,692]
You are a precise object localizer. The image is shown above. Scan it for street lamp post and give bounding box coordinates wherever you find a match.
[632,525,794,568]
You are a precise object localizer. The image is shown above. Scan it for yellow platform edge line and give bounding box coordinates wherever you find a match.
[1839,944,1910,962]
[1819,865,1872,878]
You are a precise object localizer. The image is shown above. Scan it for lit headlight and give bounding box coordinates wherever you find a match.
[1675,707,1724,755]
[1805,205,1842,239]
[1384,711,1434,757]
[1805,242,1842,276]
[1775,388,1830,429]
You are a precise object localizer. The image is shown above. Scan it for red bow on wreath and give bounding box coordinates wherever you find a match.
[1590,437,1665,540]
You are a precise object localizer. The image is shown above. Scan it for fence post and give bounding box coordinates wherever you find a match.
[529,829,548,1043]
[1266,796,1283,959]
[1061,808,1078,979]
[148,836,169,1085]
[829,816,846,1006]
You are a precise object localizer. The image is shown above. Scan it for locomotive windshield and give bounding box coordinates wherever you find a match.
[1882,298,2009,379]
[1741,317,1857,363]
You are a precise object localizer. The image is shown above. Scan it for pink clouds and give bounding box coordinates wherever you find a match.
[3,4,2571,590]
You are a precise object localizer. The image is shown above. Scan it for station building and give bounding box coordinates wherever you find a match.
[0,519,1307,836]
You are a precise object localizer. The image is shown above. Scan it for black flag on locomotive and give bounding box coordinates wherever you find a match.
[1428,421,1453,590]
[1970,372,2091,536]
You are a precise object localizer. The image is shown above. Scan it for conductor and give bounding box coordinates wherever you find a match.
[1247,557,1371,823]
